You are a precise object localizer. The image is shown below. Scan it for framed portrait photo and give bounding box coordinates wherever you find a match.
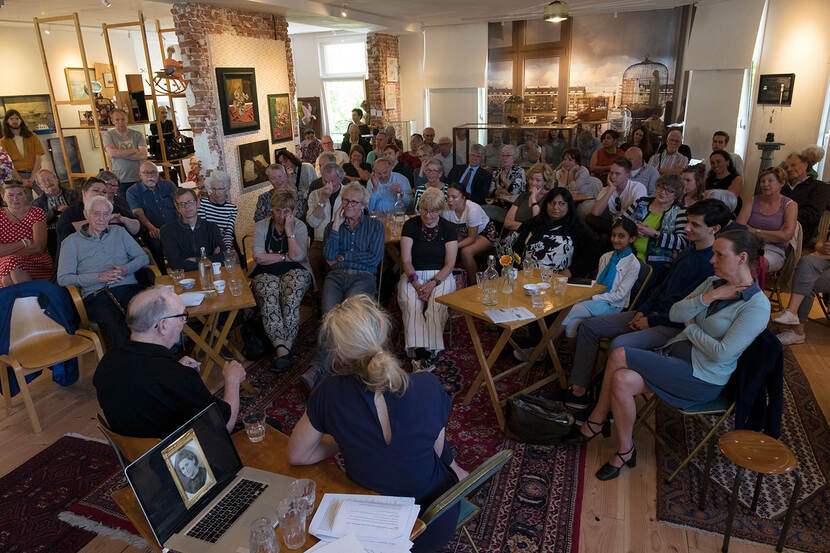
[238,140,271,188]
[161,429,217,509]
[267,93,293,143]
[216,67,260,135]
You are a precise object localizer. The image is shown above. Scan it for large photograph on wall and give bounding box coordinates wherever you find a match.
[268,93,292,143]
[0,95,56,134]
[216,67,260,135]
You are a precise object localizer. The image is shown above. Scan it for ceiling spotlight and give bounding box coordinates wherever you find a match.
[544,1,569,23]
[340,8,348,17]
[102,0,112,7]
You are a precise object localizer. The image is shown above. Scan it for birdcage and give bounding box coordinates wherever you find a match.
[503,95,525,126]
[620,58,669,109]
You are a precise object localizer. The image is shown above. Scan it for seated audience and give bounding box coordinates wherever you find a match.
[306,163,346,286]
[57,195,149,346]
[400,133,423,171]
[625,146,660,196]
[422,127,439,153]
[340,120,370,154]
[704,131,744,176]
[365,131,388,166]
[399,188,458,368]
[385,125,404,150]
[256,164,299,222]
[32,170,79,257]
[484,132,504,169]
[57,177,140,245]
[491,145,527,203]
[94,286,246,437]
[514,187,600,278]
[413,158,448,212]
[736,167,797,273]
[560,217,639,339]
[590,130,625,181]
[587,157,646,238]
[277,150,315,216]
[434,136,453,176]
[544,129,568,168]
[127,161,177,271]
[572,229,769,482]
[343,145,372,186]
[577,130,600,168]
[0,182,52,287]
[803,145,825,180]
[680,164,706,207]
[648,129,688,175]
[447,144,491,205]
[97,170,133,218]
[444,182,497,283]
[516,130,542,168]
[301,183,384,390]
[251,188,313,371]
[555,148,593,196]
[161,188,223,271]
[299,128,323,165]
[383,143,413,186]
[287,294,466,553]
[505,162,554,232]
[367,158,412,212]
[705,150,743,210]
[413,145,435,190]
[198,171,239,254]
[315,135,348,175]
[656,129,693,160]
[560,199,730,410]
[621,126,655,161]
[705,189,739,219]
[621,174,688,285]
[782,152,830,246]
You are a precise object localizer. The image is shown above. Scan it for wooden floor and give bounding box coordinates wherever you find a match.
[2,301,828,553]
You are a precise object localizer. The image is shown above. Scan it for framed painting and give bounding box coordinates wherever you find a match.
[0,95,56,134]
[216,67,260,135]
[161,429,217,509]
[47,136,84,183]
[296,96,322,138]
[238,140,270,188]
[757,73,795,105]
[64,67,98,104]
[268,93,292,143]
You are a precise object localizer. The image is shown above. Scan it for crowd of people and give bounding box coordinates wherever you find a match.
[3,104,829,551]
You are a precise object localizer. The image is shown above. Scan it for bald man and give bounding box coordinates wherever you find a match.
[423,127,439,153]
[94,286,246,438]
[127,160,177,271]
[648,130,689,175]
[625,146,660,196]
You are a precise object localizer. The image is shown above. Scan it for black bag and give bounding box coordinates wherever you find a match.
[505,394,574,444]
[239,314,272,361]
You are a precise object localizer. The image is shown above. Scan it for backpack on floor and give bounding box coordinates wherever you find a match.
[505,394,574,444]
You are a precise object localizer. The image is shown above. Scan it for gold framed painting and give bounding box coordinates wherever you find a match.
[161,429,217,509]
[64,67,97,104]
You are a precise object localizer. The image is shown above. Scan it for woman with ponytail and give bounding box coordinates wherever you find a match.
[287,294,467,552]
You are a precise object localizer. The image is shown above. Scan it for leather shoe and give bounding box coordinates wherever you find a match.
[596,446,637,481]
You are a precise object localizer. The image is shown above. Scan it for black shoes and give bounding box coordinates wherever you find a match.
[595,445,637,481]
[270,345,293,373]
[564,419,610,443]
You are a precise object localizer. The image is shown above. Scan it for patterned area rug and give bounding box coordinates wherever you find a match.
[655,348,830,552]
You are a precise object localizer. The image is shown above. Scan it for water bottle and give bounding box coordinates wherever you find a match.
[482,255,499,306]
[198,247,213,290]
[392,192,406,234]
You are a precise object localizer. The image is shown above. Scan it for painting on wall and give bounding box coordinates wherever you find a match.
[296,96,321,138]
[64,67,98,104]
[216,67,260,135]
[268,93,292,143]
[758,74,795,105]
[0,95,56,134]
[47,136,84,183]
[238,139,270,188]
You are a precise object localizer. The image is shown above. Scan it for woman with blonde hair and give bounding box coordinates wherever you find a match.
[287,293,466,553]
[505,162,554,231]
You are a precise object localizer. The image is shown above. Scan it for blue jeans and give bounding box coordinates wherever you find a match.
[561,299,621,338]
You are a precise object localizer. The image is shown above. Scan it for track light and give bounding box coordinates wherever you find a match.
[102,0,112,8]
[544,1,569,23]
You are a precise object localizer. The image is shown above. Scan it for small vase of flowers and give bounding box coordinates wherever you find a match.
[495,234,520,294]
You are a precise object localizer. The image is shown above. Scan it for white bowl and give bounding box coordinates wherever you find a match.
[523,282,550,295]
[179,278,196,290]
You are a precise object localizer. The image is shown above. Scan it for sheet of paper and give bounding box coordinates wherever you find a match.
[332,500,411,541]
[305,533,367,553]
[485,307,536,323]
[309,494,416,544]
[178,291,205,306]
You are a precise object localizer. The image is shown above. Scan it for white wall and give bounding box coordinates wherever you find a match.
[684,69,745,162]
[399,32,425,131]
[291,33,325,133]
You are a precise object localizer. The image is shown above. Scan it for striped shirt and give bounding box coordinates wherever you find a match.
[323,214,385,274]
[198,198,238,250]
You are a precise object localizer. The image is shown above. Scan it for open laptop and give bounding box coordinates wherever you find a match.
[125,403,293,552]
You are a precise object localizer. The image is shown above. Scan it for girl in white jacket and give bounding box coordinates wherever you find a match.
[561,217,640,338]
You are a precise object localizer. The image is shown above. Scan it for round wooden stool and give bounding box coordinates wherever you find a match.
[714,430,801,553]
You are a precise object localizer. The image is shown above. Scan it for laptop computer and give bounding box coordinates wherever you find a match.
[125,403,293,552]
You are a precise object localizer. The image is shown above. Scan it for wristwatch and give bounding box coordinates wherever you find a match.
[287,233,296,239]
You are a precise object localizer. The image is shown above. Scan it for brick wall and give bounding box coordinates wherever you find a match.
[366,33,401,127]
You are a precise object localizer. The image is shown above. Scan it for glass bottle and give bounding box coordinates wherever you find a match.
[482,255,499,306]
[392,192,406,234]
[198,247,213,291]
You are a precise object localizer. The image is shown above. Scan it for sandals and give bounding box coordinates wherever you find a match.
[564,419,610,444]
[595,445,637,481]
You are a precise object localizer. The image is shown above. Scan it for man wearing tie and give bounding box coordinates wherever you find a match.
[447,144,491,205]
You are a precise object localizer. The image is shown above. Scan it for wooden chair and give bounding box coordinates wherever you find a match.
[421,449,513,553]
[96,413,160,469]
[766,222,802,310]
[242,231,255,269]
[0,296,103,433]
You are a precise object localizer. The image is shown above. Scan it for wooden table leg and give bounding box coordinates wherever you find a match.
[190,312,217,361]
[461,314,512,430]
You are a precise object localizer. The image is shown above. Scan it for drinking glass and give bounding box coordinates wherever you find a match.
[531,289,545,309]
[554,276,568,295]
[229,279,244,296]
[523,258,537,283]
[171,269,185,283]
[288,479,316,519]
[540,268,553,284]
[476,271,486,301]
[276,498,307,549]
[249,517,279,553]
[224,250,238,272]
[243,411,266,442]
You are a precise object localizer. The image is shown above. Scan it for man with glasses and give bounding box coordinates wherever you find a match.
[367,158,411,212]
[127,161,177,271]
[161,188,223,271]
[314,135,348,176]
[93,286,246,437]
[301,182,385,390]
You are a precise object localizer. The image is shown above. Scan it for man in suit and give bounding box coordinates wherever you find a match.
[447,144,492,205]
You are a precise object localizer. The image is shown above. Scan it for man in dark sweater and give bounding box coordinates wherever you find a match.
[782,152,830,246]
[160,188,224,271]
[94,286,246,438]
[561,199,732,408]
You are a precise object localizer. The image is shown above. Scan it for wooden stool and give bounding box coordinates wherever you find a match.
[707,430,801,553]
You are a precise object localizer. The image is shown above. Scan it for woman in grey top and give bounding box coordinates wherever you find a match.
[251,187,312,371]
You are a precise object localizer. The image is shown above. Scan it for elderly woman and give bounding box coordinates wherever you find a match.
[255,164,300,222]
[198,171,239,254]
[413,157,448,212]
[399,187,458,369]
[706,150,743,207]
[0,182,53,286]
[736,167,797,273]
[802,145,825,179]
[491,144,526,203]
[251,187,313,371]
[555,148,592,196]
[340,122,364,154]
[343,145,372,186]
[505,162,554,231]
[571,230,769,481]
[444,182,497,282]
[621,174,688,284]
[288,294,467,553]
[680,164,706,207]
[412,144,436,190]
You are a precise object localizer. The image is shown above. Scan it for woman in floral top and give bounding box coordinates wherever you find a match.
[491,144,526,203]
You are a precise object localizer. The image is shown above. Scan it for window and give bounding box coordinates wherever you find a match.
[318,37,367,142]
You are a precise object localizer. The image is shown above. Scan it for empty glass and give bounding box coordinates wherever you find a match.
[170,268,185,283]
[540,268,553,284]
[288,479,316,519]
[554,276,568,295]
[229,278,244,297]
[224,250,238,272]
[531,289,545,309]
[523,258,537,283]
[243,411,266,442]
[276,498,306,549]
[250,517,279,553]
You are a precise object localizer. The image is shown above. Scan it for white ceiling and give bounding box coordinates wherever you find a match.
[0,0,174,29]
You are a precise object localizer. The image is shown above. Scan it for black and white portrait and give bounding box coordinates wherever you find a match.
[162,429,216,508]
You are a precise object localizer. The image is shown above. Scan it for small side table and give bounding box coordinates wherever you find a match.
[706,430,801,553]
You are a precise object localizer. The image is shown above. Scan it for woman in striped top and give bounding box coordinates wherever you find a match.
[198,171,238,253]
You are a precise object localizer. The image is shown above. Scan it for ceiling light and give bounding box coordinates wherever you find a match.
[340,8,348,17]
[544,1,569,23]
[102,0,112,7]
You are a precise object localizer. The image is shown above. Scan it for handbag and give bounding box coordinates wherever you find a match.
[505,394,574,444]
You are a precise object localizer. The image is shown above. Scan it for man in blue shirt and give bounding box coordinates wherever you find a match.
[561,199,733,410]
[127,161,177,271]
[447,144,491,205]
[367,158,411,212]
[301,182,385,390]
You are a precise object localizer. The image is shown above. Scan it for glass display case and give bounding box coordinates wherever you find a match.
[451,123,578,169]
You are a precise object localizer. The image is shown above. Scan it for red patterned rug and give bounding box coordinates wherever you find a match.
[655,348,830,552]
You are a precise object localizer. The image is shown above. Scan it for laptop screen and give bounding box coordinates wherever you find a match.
[125,403,243,546]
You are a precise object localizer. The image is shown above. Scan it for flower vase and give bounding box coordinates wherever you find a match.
[501,267,517,294]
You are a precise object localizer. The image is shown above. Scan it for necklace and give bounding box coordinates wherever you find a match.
[4,207,25,225]
[421,223,439,242]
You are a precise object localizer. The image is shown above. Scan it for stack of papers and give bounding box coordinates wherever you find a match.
[485,307,536,323]
[308,494,419,553]
[306,534,367,553]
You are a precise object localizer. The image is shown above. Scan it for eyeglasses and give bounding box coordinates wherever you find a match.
[614,197,622,211]
[176,200,196,207]
[157,312,187,325]
[342,199,362,207]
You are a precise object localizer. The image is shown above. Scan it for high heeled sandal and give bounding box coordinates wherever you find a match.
[564,419,610,444]
[595,445,637,481]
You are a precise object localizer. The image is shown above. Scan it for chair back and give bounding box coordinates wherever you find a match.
[627,260,653,311]
[481,204,507,225]
[96,413,160,468]
[8,296,67,352]
[585,176,603,197]
[421,449,513,526]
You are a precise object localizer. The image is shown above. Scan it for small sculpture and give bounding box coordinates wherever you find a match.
[163,46,185,85]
